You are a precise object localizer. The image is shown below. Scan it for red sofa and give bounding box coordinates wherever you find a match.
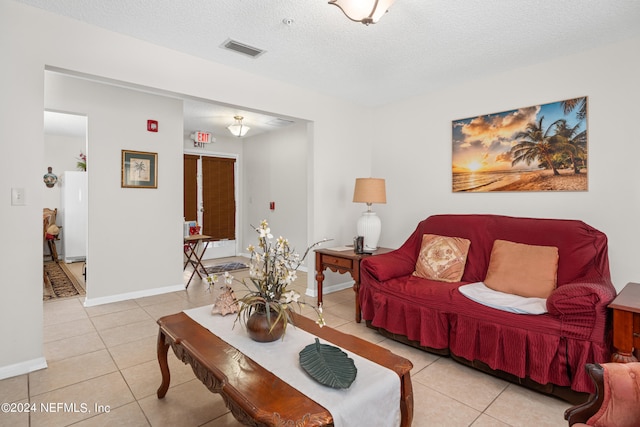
[359,214,616,402]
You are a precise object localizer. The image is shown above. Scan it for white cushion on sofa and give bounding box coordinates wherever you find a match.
[458,282,548,315]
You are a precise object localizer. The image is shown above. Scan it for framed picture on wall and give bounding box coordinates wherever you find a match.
[121,150,158,189]
[452,96,588,192]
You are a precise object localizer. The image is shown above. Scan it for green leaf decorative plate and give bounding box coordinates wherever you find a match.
[299,338,357,389]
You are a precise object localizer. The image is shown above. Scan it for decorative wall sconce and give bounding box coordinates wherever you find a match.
[328,0,397,25]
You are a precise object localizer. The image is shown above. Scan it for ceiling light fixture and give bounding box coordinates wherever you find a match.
[227,115,250,138]
[328,0,396,25]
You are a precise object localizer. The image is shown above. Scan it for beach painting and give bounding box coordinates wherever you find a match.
[452,97,587,192]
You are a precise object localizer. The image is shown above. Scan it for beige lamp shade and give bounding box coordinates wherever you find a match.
[353,178,387,204]
[353,178,386,251]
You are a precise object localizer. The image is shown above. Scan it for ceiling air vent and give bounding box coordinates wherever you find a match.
[221,39,266,58]
[267,118,295,127]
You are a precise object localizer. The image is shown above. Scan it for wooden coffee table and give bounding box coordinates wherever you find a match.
[157,311,413,426]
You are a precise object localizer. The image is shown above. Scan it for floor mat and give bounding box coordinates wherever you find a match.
[201,262,249,275]
[43,261,86,301]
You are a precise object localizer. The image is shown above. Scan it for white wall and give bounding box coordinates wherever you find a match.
[242,123,308,266]
[0,1,47,376]
[44,72,185,302]
[371,36,640,291]
[0,0,371,378]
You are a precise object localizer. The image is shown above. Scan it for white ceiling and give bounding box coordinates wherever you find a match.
[182,97,298,140]
[44,111,87,138]
[26,0,640,137]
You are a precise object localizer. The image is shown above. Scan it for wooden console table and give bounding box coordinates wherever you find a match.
[609,282,640,362]
[157,311,413,426]
[315,247,393,323]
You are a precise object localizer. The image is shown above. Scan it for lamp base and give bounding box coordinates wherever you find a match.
[356,211,381,251]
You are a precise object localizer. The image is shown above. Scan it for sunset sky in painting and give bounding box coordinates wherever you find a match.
[452,100,584,173]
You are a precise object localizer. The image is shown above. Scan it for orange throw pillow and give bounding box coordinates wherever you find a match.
[484,240,558,299]
[413,234,471,282]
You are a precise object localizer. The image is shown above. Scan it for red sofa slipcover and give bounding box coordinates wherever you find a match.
[359,214,616,401]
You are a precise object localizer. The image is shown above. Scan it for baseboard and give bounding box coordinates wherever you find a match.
[305,280,353,298]
[83,284,185,307]
[0,357,47,380]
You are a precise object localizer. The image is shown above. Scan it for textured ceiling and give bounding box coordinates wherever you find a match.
[22,0,640,136]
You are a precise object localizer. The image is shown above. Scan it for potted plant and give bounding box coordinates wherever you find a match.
[233,220,328,342]
[77,152,87,171]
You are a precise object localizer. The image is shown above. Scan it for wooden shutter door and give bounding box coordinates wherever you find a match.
[201,156,236,240]
[183,154,198,222]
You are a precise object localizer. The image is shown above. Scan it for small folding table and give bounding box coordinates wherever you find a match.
[183,234,211,288]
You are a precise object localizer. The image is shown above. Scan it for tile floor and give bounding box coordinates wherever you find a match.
[1,258,573,427]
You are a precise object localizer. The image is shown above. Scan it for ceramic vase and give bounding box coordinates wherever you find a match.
[246,310,285,342]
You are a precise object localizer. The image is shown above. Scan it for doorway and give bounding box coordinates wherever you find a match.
[43,70,309,303]
[43,111,88,299]
[184,154,238,259]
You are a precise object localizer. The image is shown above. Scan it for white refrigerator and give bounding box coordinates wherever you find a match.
[60,171,87,263]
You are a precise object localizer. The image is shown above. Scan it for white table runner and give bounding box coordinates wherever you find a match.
[184,305,400,427]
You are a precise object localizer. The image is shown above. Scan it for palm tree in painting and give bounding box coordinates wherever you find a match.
[133,160,147,180]
[511,116,561,175]
[560,97,587,121]
[550,119,587,174]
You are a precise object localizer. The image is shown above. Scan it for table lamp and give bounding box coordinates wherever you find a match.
[353,178,386,251]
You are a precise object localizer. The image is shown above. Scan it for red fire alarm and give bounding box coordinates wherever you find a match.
[270,201,275,211]
[147,120,158,132]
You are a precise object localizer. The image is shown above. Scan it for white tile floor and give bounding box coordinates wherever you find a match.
[0,258,573,426]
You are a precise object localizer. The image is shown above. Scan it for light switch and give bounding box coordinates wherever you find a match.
[11,187,25,206]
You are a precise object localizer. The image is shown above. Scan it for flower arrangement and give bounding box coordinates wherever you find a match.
[77,152,87,171]
[223,220,329,336]
[206,271,233,289]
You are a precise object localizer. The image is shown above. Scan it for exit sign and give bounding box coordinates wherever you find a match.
[192,131,212,143]
[191,131,215,148]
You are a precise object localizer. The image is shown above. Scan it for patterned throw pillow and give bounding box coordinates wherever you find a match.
[413,234,471,282]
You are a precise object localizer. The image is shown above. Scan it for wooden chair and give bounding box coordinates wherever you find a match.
[43,208,59,262]
[565,362,640,426]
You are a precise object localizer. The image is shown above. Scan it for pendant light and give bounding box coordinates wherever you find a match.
[227,115,250,137]
[328,0,396,25]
